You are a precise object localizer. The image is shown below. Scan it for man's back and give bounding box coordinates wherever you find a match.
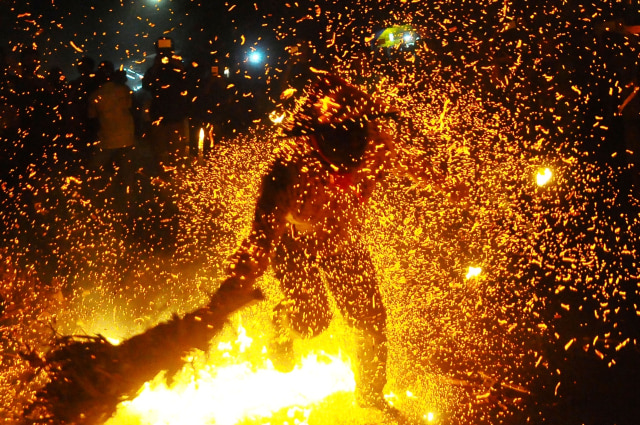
[143,58,189,123]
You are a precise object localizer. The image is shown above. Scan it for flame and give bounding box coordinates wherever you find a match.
[198,128,205,154]
[106,325,356,425]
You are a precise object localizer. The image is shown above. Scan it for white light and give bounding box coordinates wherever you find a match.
[269,110,286,124]
[536,168,553,186]
[466,266,482,279]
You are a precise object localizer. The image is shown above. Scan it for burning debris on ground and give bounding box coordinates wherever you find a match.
[2,1,640,425]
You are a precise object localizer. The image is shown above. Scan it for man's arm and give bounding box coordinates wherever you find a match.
[221,158,293,288]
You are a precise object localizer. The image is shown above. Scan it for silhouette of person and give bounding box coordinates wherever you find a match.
[142,37,190,167]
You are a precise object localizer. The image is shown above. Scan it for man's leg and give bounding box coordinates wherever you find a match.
[271,234,332,371]
[322,245,389,408]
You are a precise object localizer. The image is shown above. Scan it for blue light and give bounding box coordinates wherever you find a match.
[248,51,263,64]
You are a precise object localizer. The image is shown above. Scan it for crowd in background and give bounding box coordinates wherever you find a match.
[0,38,250,188]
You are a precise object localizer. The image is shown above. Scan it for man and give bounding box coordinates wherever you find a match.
[206,70,448,417]
[142,37,190,167]
[87,63,136,208]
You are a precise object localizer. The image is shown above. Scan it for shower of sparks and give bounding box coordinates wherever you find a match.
[2,1,640,425]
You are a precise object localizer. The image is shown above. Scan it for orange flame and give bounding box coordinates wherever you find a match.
[106,325,356,425]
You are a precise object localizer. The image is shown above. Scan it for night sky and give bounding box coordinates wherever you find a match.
[0,0,388,80]
[1,1,253,78]
[2,0,638,81]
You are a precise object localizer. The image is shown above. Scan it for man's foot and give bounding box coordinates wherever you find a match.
[269,337,296,373]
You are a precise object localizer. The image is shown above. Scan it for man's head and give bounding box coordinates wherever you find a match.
[283,71,396,171]
[310,120,370,172]
[284,71,396,134]
[19,47,39,76]
[97,60,114,83]
[77,56,95,77]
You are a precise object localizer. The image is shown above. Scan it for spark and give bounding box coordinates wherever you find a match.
[69,40,83,53]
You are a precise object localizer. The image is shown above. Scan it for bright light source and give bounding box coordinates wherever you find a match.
[536,167,553,186]
[466,266,482,279]
[248,51,263,64]
[425,412,435,422]
[198,128,205,153]
[105,337,121,346]
[269,110,286,124]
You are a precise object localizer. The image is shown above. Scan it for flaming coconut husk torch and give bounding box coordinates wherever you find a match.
[22,287,264,424]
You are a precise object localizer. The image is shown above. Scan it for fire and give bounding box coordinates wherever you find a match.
[536,167,553,187]
[105,324,356,425]
[198,127,205,154]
